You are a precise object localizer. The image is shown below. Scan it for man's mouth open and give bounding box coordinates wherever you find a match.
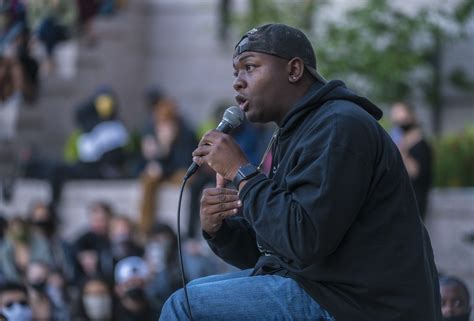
[235,95,249,112]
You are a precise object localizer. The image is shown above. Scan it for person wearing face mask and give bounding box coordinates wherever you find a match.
[390,101,433,220]
[73,277,115,321]
[109,216,143,264]
[0,217,53,283]
[144,223,219,316]
[114,256,154,321]
[440,276,472,321]
[0,282,33,321]
[25,260,53,321]
[29,200,75,284]
[47,269,71,321]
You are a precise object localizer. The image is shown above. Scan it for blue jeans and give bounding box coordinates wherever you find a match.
[159,269,334,321]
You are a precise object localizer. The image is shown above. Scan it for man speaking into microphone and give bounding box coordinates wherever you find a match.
[160,24,441,321]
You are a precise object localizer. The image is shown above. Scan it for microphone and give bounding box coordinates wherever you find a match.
[184,106,245,179]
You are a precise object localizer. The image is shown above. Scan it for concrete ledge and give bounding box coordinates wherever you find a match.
[428,188,474,218]
[0,179,190,241]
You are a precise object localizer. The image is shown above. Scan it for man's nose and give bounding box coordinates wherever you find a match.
[233,74,245,92]
[442,305,455,317]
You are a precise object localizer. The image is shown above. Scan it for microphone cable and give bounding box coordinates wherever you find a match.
[175,106,244,320]
[176,175,194,321]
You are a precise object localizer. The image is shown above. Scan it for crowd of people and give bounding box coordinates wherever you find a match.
[0,198,230,320]
[0,0,128,203]
[0,0,126,109]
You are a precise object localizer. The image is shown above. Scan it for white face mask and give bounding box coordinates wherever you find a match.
[1,303,33,321]
[83,294,112,320]
[145,241,167,273]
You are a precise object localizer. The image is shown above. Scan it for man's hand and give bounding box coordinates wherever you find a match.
[200,174,242,235]
[192,130,248,181]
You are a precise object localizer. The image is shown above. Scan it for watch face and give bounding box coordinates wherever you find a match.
[234,164,259,188]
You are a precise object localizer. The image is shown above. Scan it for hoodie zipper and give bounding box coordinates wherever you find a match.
[257,127,280,173]
[271,129,281,176]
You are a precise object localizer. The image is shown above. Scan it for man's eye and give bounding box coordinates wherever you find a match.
[245,64,255,71]
[454,299,465,307]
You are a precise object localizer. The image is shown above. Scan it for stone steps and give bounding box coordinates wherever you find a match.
[0,179,191,242]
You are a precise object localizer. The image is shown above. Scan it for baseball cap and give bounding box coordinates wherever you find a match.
[114,256,149,284]
[234,23,326,83]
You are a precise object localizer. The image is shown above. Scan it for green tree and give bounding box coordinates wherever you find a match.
[234,0,474,135]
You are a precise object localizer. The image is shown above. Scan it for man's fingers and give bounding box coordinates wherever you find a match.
[201,206,239,222]
[193,144,212,157]
[202,187,237,197]
[203,193,240,206]
[218,208,239,218]
[202,201,242,216]
[216,173,226,188]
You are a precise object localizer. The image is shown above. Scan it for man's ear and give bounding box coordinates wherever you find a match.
[287,57,305,83]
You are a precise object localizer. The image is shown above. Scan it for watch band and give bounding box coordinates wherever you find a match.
[233,163,259,189]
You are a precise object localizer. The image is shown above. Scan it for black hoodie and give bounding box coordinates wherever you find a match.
[205,80,441,321]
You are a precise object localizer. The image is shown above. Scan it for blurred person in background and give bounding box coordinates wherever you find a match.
[0,215,5,282]
[145,223,218,316]
[25,260,53,321]
[114,256,154,321]
[0,217,52,282]
[0,215,6,244]
[440,275,471,321]
[23,86,130,206]
[25,0,77,75]
[73,201,114,284]
[0,0,39,104]
[75,0,99,46]
[138,97,197,234]
[98,0,119,16]
[0,281,33,321]
[390,101,433,220]
[47,268,71,321]
[109,215,143,264]
[72,276,115,321]
[0,52,23,204]
[0,52,23,141]
[28,200,75,283]
[0,215,6,281]
[0,0,27,52]
[55,86,129,204]
[14,26,39,104]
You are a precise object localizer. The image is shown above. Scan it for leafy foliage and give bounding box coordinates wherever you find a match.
[233,0,474,134]
[433,125,474,187]
[314,0,474,135]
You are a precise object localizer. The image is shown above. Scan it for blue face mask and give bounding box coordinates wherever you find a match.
[443,313,471,321]
[1,302,33,321]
